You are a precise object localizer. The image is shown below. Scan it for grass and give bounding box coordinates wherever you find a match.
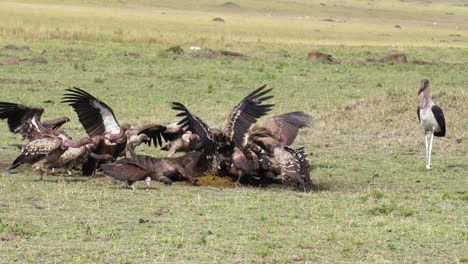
[0,0,467,263]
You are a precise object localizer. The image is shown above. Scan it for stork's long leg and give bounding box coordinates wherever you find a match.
[427,133,434,169]
[424,133,429,168]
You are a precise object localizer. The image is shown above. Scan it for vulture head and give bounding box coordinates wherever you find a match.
[105,123,131,142]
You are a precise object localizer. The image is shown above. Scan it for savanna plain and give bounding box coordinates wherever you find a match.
[0,0,467,263]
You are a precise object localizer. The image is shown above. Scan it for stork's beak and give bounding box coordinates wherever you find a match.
[418,79,429,95]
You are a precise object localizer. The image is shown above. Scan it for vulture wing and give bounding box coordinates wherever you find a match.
[62,87,121,137]
[172,102,217,155]
[224,85,274,147]
[274,146,312,191]
[263,112,312,146]
[432,105,446,137]
[231,147,259,175]
[136,124,167,147]
[0,102,47,141]
[42,117,71,130]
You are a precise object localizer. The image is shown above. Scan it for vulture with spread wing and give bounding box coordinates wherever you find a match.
[0,102,72,174]
[171,85,274,173]
[62,87,168,175]
[0,102,70,141]
[246,112,313,190]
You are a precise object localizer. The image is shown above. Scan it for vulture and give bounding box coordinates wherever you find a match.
[7,132,77,178]
[247,111,312,148]
[171,85,274,172]
[47,136,115,175]
[270,146,312,191]
[0,102,70,141]
[62,87,168,175]
[245,112,313,190]
[0,102,71,174]
[100,152,209,189]
[160,123,199,157]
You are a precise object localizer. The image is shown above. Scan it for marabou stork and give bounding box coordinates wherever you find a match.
[417,79,446,169]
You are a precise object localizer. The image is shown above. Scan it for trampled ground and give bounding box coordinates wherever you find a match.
[0,0,467,263]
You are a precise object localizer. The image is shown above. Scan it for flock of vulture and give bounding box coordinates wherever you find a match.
[0,85,314,191]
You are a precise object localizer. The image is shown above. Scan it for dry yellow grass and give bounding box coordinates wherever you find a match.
[0,0,467,48]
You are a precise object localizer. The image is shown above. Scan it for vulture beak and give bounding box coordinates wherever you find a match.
[418,79,430,95]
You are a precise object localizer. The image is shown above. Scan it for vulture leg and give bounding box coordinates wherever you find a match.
[145,177,152,188]
[3,168,18,174]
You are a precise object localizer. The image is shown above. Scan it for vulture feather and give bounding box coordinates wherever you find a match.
[272,146,312,191]
[171,84,274,157]
[62,87,121,137]
[261,112,312,146]
[0,102,69,141]
[62,88,168,175]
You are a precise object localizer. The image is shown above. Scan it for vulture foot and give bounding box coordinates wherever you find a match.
[4,168,18,174]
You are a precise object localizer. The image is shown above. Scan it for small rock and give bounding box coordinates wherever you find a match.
[220,1,240,8]
[31,202,46,210]
[115,51,140,57]
[212,17,225,22]
[154,207,170,215]
[138,218,149,224]
[394,25,402,28]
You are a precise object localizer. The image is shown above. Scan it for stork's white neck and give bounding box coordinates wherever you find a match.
[419,89,433,109]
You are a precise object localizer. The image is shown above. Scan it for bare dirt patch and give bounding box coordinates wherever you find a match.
[2,44,31,51]
[307,52,339,63]
[0,56,20,65]
[366,54,408,64]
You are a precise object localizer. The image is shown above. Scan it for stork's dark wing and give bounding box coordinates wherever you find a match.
[172,102,217,155]
[432,105,446,137]
[0,102,46,140]
[224,85,274,147]
[417,106,421,122]
[136,124,167,147]
[62,87,120,137]
[42,117,71,130]
[263,112,312,146]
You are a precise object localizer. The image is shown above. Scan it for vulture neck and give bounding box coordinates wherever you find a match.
[107,125,129,141]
